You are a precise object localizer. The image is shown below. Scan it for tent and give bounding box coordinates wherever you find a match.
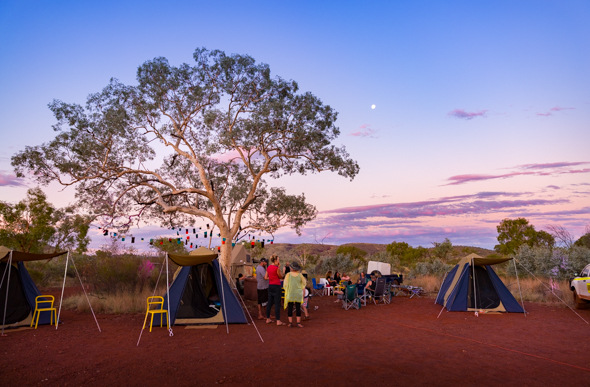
[0,246,67,329]
[436,253,524,313]
[164,247,247,325]
[229,244,253,279]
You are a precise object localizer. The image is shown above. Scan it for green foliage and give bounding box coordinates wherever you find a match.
[75,253,161,294]
[0,188,91,253]
[508,245,590,279]
[409,259,453,278]
[574,232,590,249]
[314,254,357,277]
[431,238,453,261]
[386,241,427,268]
[12,47,359,272]
[495,218,555,256]
[369,250,400,270]
[335,245,368,265]
[149,237,188,255]
[26,257,75,287]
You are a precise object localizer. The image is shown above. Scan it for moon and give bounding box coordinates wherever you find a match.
[371,104,376,110]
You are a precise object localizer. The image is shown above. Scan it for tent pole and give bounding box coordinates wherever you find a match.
[56,251,70,330]
[71,254,101,332]
[1,252,13,336]
[166,253,173,337]
[472,259,478,317]
[512,258,527,317]
[514,258,588,325]
[219,257,229,334]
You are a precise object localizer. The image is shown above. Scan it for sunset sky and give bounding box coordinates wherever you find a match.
[1,1,589,251]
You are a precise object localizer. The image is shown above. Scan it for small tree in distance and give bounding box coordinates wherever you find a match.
[12,48,359,272]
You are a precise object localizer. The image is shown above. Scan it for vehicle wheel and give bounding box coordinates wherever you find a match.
[573,291,590,309]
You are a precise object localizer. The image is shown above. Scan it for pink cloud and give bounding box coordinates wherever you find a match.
[0,172,25,187]
[448,109,487,120]
[350,124,377,138]
[445,172,534,185]
[537,106,575,117]
[447,162,590,185]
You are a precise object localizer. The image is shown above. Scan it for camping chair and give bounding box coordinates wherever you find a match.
[312,278,325,297]
[142,296,169,332]
[342,284,361,310]
[30,295,57,329]
[367,278,390,305]
[408,286,425,298]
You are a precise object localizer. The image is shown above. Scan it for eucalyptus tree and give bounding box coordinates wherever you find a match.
[12,48,359,271]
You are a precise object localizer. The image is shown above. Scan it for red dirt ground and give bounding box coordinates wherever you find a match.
[2,289,590,386]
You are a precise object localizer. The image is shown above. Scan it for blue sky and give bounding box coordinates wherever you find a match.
[1,1,589,250]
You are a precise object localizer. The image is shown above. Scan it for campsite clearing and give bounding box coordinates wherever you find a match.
[2,290,589,386]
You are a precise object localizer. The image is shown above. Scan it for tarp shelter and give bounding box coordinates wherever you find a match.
[0,246,67,329]
[164,247,247,325]
[436,253,524,313]
[229,244,253,279]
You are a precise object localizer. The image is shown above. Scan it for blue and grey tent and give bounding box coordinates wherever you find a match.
[0,246,67,329]
[436,253,524,313]
[164,247,247,325]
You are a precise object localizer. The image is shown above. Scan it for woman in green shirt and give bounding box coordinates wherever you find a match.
[283,261,306,328]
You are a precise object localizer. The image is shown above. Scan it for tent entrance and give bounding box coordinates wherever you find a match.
[176,264,222,321]
[0,262,31,325]
[468,266,501,310]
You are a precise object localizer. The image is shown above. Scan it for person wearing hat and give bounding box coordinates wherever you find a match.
[282,261,306,328]
[256,258,269,320]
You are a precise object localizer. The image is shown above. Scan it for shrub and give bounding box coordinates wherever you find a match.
[75,254,163,294]
[409,259,452,278]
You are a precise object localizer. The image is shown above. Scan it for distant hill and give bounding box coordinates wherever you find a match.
[258,242,495,261]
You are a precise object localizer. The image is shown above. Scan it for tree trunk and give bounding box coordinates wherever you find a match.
[219,243,232,279]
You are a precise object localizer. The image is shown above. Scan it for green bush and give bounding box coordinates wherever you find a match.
[409,259,452,278]
[75,254,162,294]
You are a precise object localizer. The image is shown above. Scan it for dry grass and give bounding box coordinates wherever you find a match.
[61,275,575,315]
[62,286,169,314]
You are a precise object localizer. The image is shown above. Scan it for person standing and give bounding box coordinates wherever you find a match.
[283,261,291,276]
[265,255,286,326]
[283,261,306,328]
[256,258,269,320]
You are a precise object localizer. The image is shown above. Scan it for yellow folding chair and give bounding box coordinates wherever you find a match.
[142,296,169,332]
[30,295,57,329]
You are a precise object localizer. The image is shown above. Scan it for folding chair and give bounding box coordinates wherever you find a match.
[30,295,57,329]
[368,278,390,305]
[342,284,361,310]
[142,296,169,332]
[312,278,325,297]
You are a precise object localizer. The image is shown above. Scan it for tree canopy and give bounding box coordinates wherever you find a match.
[0,188,91,253]
[494,218,555,256]
[12,48,359,269]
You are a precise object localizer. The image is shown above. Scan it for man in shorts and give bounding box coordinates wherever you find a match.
[256,258,269,320]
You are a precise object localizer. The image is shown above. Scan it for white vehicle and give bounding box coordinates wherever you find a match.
[570,263,590,309]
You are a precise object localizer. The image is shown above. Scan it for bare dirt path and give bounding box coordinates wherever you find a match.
[2,291,589,386]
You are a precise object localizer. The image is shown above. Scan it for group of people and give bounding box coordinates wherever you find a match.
[256,255,310,328]
[255,260,381,324]
[324,270,379,301]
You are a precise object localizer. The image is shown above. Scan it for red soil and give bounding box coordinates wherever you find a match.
[2,290,589,386]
